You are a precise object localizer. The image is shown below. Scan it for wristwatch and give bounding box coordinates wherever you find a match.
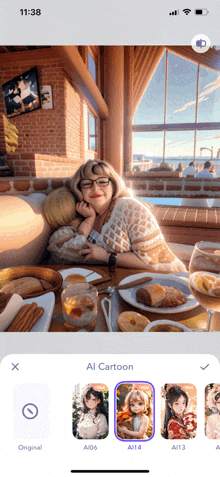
[108,252,117,273]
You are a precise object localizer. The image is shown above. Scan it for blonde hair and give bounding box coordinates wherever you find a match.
[123,390,153,422]
[43,187,80,230]
[70,159,133,202]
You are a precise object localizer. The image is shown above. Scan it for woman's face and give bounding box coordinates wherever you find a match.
[130,397,145,415]
[171,395,187,416]
[80,174,114,212]
[85,393,100,410]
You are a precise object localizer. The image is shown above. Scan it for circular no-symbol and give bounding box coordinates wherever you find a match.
[22,403,39,420]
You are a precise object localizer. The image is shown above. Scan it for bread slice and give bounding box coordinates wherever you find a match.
[1,277,44,297]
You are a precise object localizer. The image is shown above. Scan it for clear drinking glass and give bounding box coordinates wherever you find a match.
[61,283,98,332]
[189,242,220,332]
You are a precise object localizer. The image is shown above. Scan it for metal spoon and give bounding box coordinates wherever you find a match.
[98,286,115,295]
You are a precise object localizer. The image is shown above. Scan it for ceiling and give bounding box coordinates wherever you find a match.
[0,46,51,54]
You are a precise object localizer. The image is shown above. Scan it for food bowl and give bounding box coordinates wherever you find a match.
[144,320,192,332]
[0,266,63,298]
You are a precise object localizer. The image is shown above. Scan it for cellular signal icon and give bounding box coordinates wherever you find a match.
[183,8,191,14]
[169,9,179,15]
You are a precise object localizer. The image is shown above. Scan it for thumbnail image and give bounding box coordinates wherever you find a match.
[205,383,220,439]
[72,383,108,439]
[116,382,154,441]
[161,383,197,439]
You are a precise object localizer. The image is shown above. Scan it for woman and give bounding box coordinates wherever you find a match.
[74,385,108,439]
[48,159,186,271]
[162,385,196,440]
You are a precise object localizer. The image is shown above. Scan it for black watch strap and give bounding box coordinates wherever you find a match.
[108,252,117,273]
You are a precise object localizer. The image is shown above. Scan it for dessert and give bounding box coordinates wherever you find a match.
[136,283,166,307]
[65,274,87,283]
[136,283,187,308]
[117,311,150,332]
[6,303,45,332]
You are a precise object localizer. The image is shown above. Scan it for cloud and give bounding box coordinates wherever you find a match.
[173,75,220,114]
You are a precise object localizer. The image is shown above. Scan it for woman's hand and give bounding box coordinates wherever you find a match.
[76,201,96,220]
[78,241,110,262]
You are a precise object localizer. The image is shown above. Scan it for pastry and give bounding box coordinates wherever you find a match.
[136,283,187,308]
[160,286,187,307]
[136,283,166,307]
[117,311,150,332]
[65,274,87,283]
[0,277,44,297]
[6,303,44,332]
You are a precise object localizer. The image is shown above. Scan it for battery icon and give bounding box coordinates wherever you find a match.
[195,9,209,15]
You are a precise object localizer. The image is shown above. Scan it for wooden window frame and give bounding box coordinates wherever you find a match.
[133,49,220,162]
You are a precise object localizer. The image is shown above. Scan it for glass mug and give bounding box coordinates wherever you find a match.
[61,283,98,332]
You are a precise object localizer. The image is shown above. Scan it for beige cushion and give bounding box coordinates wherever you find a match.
[0,194,52,267]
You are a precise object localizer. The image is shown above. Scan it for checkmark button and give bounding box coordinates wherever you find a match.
[200,364,210,370]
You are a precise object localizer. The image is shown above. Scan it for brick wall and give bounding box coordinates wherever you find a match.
[125,175,220,198]
[0,176,71,195]
[0,48,85,177]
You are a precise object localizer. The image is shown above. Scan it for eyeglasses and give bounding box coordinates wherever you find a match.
[79,177,111,189]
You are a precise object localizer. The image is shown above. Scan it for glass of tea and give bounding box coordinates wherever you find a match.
[61,283,98,331]
[189,242,220,331]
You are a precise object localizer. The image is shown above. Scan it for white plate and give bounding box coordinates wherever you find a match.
[144,320,192,332]
[118,273,198,314]
[23,292,55,332]
[59,268,102,289]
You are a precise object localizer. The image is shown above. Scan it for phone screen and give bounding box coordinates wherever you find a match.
[0,2,220,476]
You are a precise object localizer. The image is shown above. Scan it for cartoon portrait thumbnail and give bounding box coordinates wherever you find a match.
[161,383,197,439]
[116,382,154,441]
[72,383,109,439]
[205,383,220,439]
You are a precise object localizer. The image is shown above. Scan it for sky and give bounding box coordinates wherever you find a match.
[133,50,220,159]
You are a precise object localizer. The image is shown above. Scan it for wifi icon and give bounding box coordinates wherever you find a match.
[183,8,191,14]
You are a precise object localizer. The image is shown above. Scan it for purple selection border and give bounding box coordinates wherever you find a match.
[114,380,155,443]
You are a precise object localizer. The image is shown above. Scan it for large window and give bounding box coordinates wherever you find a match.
[133,50,220,161]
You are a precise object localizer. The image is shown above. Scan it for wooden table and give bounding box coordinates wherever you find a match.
[46,265,220,332]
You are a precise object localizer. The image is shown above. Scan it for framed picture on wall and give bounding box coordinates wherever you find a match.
[40,85,53,109]
[2,67,41,118]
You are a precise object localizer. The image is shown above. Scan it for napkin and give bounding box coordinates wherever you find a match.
[0,294,24,332]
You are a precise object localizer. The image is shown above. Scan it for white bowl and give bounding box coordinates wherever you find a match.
[144,320,192,332]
